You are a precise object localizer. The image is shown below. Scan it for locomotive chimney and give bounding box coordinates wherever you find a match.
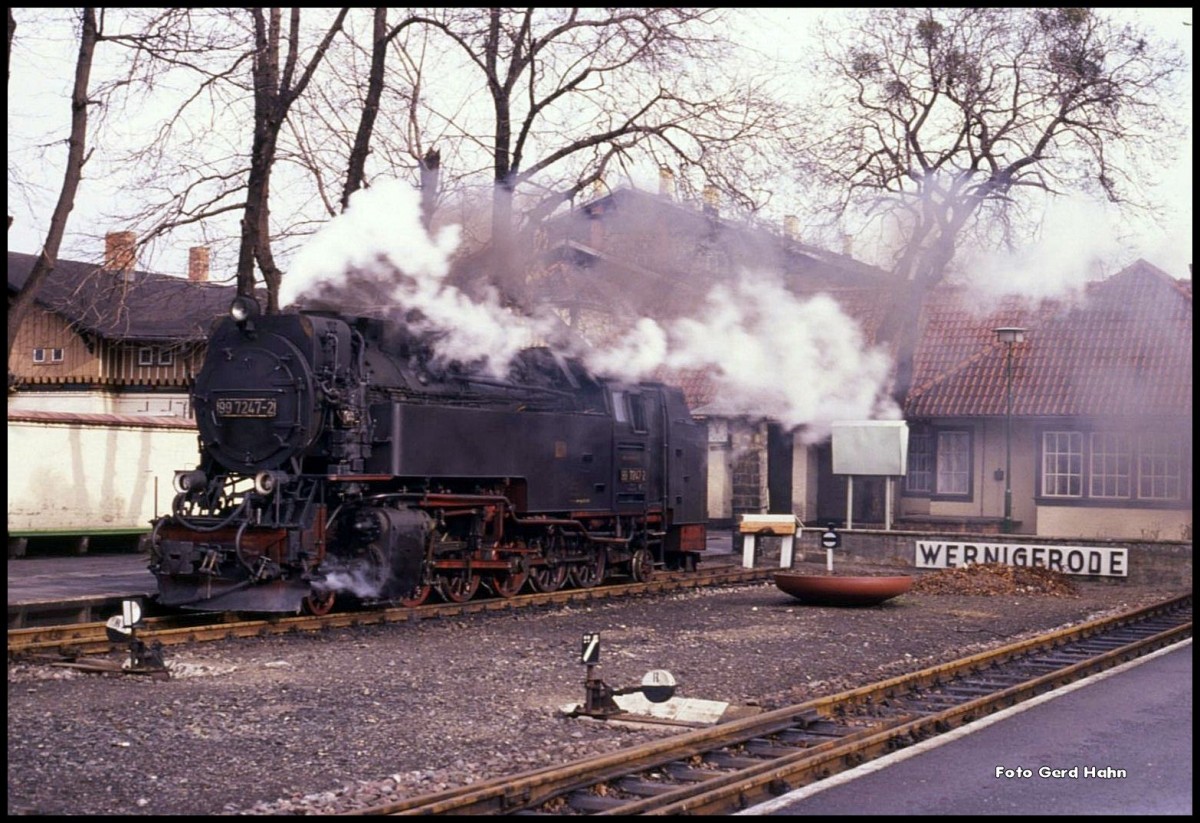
[104,231,137,279]
[784,215,800,241]
[188,246,210,282]
[420,147,440,231]
[659,166,676,200]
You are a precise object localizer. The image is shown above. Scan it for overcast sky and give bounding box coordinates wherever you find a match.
[7,7,1193,283]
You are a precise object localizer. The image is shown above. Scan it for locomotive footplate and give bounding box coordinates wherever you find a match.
[154,574,313,613]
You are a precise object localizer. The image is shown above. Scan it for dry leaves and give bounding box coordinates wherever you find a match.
[911,563,1078,597]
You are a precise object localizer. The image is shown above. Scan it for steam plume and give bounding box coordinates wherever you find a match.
[282,180,897,438]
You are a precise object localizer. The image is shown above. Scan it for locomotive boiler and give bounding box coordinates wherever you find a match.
[150,296,708,614]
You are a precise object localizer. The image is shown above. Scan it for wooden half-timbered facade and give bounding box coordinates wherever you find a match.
[8,236,234,416]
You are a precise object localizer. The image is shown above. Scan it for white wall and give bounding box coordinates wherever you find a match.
[9,390,191,417]
[8,419,200,534]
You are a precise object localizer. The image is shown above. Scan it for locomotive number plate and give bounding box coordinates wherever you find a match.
[215,397,278,418]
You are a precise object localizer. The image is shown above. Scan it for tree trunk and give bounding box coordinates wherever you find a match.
[7,8,98,360]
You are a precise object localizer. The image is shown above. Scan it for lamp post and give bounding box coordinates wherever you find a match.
[994,327,1026,534]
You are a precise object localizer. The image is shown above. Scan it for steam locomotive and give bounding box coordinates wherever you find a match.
[149,296,707,614]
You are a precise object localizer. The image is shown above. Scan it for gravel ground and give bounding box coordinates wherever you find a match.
[6,560,1188,816]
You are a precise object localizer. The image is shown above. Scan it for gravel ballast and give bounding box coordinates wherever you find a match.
[7,561,1187,816]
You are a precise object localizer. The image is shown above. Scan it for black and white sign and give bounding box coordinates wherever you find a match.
[915,540,1128,578]
[580,632,600,665]
[641,669,676,703]
[821,529,841,549]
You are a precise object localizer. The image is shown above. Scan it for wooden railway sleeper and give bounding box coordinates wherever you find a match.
[661,762,724,783]
[615,777,679,797]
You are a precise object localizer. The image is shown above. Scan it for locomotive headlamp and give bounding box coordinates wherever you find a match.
[173,470,207,493]
[229,296,261,323]
[254,470,289,495]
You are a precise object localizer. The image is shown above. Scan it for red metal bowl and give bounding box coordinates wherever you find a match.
[773,572,913,607]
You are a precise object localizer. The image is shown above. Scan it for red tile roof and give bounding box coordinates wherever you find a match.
[906,260,1192,419]
[657,259,1191,422]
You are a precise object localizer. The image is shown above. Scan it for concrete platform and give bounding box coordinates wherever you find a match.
[7,553,157,628]
[6,531,738,628]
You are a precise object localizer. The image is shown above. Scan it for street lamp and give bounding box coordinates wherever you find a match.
[994,327,1026,534]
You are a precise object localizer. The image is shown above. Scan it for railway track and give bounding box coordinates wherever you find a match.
[339,593,1191,816]
[7,564,769,659]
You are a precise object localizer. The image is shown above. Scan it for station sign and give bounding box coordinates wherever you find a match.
[915,540,1128,577]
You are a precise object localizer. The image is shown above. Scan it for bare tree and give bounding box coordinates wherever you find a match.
[87,9,348,311]
[806,8,1185,404]
[6,8,14,86]
[404,8,795,302]
[238,8,348,311]
[340,8,433,211]
[7,8,100,359]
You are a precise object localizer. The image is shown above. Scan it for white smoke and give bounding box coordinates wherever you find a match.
[313,568,387,600]
[282,179,898,437]
[283,180,556,376]
[583,272,898,441]
[958,193,1126,304]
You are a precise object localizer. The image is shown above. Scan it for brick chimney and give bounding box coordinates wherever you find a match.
[188,246,210,282]
[702,185,719,216]
[784,215,800,241]
[104,231,137,277]
[659,166,676,199]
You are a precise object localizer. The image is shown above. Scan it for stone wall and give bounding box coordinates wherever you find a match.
[784,527,1192,588]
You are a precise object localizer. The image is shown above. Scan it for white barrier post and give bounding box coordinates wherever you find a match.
[741,534,757,569]
[738,515,801,570]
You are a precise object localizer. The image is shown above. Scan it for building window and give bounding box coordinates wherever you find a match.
[158,348,174,366]
[1089,433,1131,498]
[1138,433,1182,501]
[935,430,971,496]
[905,429,934,493]
[1042,431,1083,497]
[904,427,971,497]
[1041,429,1185,503]
[138,347,155,366]
[32,347,64,363]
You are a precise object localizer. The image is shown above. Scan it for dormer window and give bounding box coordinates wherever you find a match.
[32,348,63,364]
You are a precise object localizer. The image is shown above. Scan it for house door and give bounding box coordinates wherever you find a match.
[815,443,844,526]
[767,423,793,514]
[814,443,885,527]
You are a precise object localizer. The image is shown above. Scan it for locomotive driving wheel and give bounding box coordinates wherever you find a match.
[490,570,528,598]
[435,568,481,603]
[530,534,569,593]
[302,589,337,616]
[630,547,655,583]
[490,554,530,598]
[398,583,431,608]
[568,548,606,589]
